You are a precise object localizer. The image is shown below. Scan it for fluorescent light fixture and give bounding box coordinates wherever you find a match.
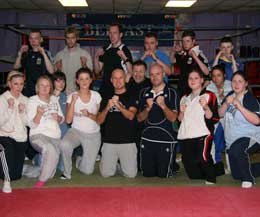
[58,0,88,7]
[165,0,197,7]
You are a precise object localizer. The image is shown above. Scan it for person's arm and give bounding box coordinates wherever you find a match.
[66,94,78,124]
[136,98,153,122]
[94,48,104,76]
[190,50,209,75]
[14,45,29,69]
[156,96,177,122]
[114,102,137,121]
[96,100,113,125]
[233,98,260,125]
[38,47,54,74]
[150,52,172,76]
[231,54,238,73]
[212,50,223,67]
[218,95,234,118]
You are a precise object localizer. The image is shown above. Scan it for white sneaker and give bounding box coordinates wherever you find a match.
[241,181,253,188]
[2,181,12,193]
[205,181,215,185]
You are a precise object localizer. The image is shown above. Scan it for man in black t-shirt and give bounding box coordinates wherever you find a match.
[94,23,133,98]
[172,30,209,97]
[97,69,137,178]
[14,30,54,97]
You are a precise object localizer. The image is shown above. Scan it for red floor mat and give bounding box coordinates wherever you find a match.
[1,187,260,217]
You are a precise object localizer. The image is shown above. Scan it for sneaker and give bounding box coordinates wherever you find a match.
[205,181,215,185]
[2,181,12,193]
[34,181,45,188]
[60,174,71,180]
[241,181,253,188]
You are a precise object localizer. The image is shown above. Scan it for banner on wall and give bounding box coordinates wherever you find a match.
[67,13,175,46]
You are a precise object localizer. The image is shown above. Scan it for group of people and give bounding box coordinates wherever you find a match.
[0,22,260,194]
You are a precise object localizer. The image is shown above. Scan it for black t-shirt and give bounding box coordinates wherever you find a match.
[99,90,137,144]
[99,44,132,96]
[21,50,51,96]
[175,52,209,97]
[126,78,151,102]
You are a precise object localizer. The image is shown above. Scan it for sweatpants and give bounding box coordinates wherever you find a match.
[140,139,175,178]
[180,135,216,183]
[30,134,60,182]
[100,142,137,178]
[60,128,101,178]
[228,137,260,183]
[0,137,27,181]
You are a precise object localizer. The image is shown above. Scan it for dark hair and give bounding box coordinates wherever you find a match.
[220,36,233,45]
[75,67,93,89]
[133,60,147,71]
[65,26,79,37]
[232,70,247,81]
[75,67,93,80]
[188,66,204,78]
[30,29,42,35]
[52,71,67,91]
[211,64,226,76]
[109,23,124,34]
[182,30,196,40]
[145,32,158,40]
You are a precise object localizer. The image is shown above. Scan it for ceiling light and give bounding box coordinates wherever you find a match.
[58,0,88,7]
[165,0,197,7]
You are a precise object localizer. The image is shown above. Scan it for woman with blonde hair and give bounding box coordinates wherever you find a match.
[0,71,28,193]
[27,75,64,188]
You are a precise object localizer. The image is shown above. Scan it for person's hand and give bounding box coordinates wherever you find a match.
[80,109,90,117]
[146,98,153,112]
[216,50,224,58]
[173,44,182,53]
[95,48,104,58]
[226,95,234,106]
[188,49,197,58]
[36,106,45,116]
[7,98,15,110]
[156,96,166,109]
[180,103,187,113]
[80,56,87,67]
[149,51,158,61]
[51,113,60,121]
[19,45,29,55]
[71,94,79,103]
[107,99,115,110]
[141,51,150,60]
[37,47,45,55]
[233,98,242,109]
[112,95,119,104]
[199,96,208,109]
[18,103,26,113]
[218,88,224,99]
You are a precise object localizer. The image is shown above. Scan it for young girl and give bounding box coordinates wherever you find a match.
[60,68,101,179]
[219,71,260,188]
[27,75,64,188]
[178,67,219,184]
[0,71,28,193]
[206,65,232,175]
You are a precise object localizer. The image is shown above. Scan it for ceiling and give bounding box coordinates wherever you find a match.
[0,0,260,14]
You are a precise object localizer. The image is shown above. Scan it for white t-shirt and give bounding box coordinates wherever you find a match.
[27,95,64,139]
[178,93,210,140]
[67,90,101,134]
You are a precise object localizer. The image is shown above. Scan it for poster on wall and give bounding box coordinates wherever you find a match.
[67,13,175,47]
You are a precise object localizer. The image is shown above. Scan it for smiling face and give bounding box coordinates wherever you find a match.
[133,64,146,83]
[188,71,204,91]
[231,74,247,95]
[111,69,126,91]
